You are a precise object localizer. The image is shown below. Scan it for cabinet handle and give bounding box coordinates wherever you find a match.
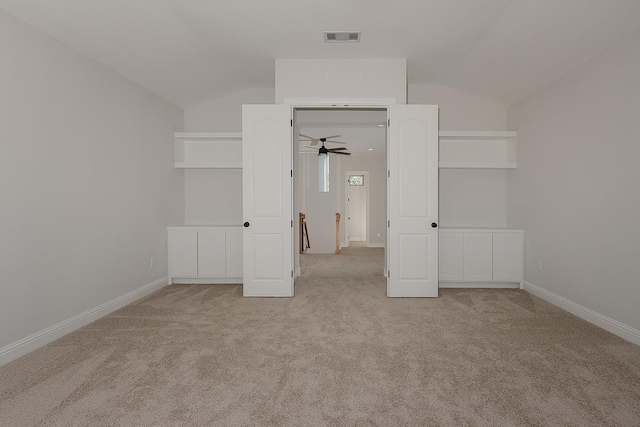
[243,222,250,227]
[431,222,438,228]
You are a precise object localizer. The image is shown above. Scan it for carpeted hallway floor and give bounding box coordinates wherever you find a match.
[1,247,639,425]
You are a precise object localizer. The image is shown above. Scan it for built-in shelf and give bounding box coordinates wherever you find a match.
[174,132,242,140]
[439,131,517,139]
[174,132,242,169]
[439,162,517,169]
[439,130,517,169]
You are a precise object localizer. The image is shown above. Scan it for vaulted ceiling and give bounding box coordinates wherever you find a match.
[2,0,640,108]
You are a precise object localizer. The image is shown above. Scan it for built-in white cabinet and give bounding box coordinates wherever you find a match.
[438,231,464,281]
[167,228,198,277]
[174,132,242,169]
[463,232,494,282]
[168,226,242,284]
[197,228,226,277]
[439,131,517,169]
[225,228,243,278]
[439,229,524,288]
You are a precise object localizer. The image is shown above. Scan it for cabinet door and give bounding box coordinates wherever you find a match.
[197,229,226,278]
[493,233,524,282]
[225,228,243,278]
[168,229,198,278]
[439,232,463,281]
[463,233,493,282]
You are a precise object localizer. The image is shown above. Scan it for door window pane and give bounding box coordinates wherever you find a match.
[348,175,364,186]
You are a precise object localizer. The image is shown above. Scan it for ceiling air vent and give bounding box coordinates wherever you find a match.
[324,32,360,43]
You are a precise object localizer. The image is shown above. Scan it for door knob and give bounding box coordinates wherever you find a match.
[431,222,438,228]
[243,222,250,227]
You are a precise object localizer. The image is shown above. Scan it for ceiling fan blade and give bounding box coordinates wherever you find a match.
[310,140,318,146]
[324,140,346,144]
[305,146,319,150]
[299,133,316,140]
[327,147,347,151]
[334,151,351,155]
[322,135,341,140]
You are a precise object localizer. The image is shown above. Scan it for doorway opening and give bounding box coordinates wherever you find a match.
[293,107,388,280]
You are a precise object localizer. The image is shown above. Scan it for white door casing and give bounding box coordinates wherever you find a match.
[388,105,439,297]
[242,105,293,297]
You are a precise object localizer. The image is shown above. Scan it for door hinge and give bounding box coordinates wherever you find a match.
[291,270,294,278]
[387,119,390,127]
[387,270,390,278]
[291,169,293,177]
[291,220,294,228]
[388,220,390,228]
[387,170,390,178]
[291,119,293,127]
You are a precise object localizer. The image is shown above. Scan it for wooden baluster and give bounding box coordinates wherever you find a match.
[335,213,340,254]
[299,213,310,253]
[299,213,304,254]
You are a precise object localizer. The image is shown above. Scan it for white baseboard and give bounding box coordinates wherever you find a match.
[349,238,366,242]
[523,281,640,346]
[366,243,385,248]
[439,282,519,289]
[0,276,169,368]
[295,267,301,279]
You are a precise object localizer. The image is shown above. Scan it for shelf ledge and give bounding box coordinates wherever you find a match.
[174,163,242,169]
[439,131,517,139]
[174,132,242,140]
[439,162,517,169]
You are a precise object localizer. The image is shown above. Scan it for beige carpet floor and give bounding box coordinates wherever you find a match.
[300,243,384,278]
[1,248,640,426]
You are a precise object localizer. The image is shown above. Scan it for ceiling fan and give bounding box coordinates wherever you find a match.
[300,133,351,156]
[305,142,351,156]
[299,133,346,146]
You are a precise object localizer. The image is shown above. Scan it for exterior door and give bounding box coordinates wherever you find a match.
[347,173,367,243]
[388,105,439,297]
[242,105,293,297]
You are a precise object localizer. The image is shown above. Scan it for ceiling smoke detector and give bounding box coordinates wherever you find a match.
[324,32,360,43]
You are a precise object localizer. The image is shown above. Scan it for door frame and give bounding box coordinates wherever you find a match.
[344,170,370,247]
[288,98,395,288]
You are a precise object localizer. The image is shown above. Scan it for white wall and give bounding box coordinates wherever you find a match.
[184,169,242,226]
[339,154,387,246]
[302,154,340,253]
[276,59,407,104]
[409,84,509,228]
[408,84,506,130]
[185,87,275,131]
[507,30,640,332]
[0,10,184,354]
[439,169,507,228]
[182,87,274,225]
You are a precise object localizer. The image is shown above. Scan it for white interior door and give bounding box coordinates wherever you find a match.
[388,105,439,297]
[242,105,293,297]
[348,177,367,242]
